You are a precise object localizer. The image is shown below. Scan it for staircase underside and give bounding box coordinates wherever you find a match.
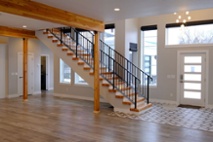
[36,30,152,115]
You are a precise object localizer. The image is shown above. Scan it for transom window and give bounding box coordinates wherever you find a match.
[166,22,213,45]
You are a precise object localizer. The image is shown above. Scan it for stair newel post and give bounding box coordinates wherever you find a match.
[76,30,79,57]
[147,76,150,104]
[94,31,100,113]
[135,78,137,109]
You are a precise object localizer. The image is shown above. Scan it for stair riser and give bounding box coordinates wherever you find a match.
[37,31,150,115]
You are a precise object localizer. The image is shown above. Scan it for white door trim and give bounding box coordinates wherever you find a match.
[40,54,50,90]
[176,50,209,107]
[17,52,34,95]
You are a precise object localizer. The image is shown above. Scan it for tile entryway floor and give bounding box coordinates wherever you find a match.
[108,102,213,132]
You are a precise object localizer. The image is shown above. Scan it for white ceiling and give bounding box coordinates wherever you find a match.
[0,12,64,30]
[0,0,213,30]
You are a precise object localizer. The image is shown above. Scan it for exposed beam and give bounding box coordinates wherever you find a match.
[0,26,36,38]
[93,31,100,113]
[23,38,28,101]
[0,0,104,32]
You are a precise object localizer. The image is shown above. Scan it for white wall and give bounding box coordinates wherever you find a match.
[0,44,6,98]
[53,55,94,99]
[115,19,139,61]
[7,38,54,97]
[112,8,213,106]
[137,8,213,105]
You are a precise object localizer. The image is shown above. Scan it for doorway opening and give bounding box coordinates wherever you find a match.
[41,55,49,91]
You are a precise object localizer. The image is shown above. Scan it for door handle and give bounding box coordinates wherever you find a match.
[19,77,23,79]
[180,74,183,83]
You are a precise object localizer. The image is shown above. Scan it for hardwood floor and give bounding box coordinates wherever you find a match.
[0,93,212,142]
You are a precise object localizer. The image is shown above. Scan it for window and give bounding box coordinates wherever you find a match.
[141,25,157,86]
[104,24,115,49]
[166,21,213,45]
[60,59,71,83]
[75,73,87,85]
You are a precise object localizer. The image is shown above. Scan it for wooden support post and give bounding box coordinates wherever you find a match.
[23,38,28,101]
[94,31,100,113]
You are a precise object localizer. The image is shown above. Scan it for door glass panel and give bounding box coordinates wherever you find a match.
[184,91,201,99]
[184,74,201,81]
[184,83,201,90]
[184,56,202,64]
[184,65,201,73]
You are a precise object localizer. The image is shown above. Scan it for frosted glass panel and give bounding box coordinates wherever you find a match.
[184,83,201,90]
[184,56,201,64]
[184,65,201,73]
[184,74,201,81]
[184,91,201,99]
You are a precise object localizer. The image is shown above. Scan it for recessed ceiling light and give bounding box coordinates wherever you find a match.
[22,25,27,28]
[114,8,120,11]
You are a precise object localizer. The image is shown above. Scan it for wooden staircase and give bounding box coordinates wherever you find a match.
[36,29,152,114]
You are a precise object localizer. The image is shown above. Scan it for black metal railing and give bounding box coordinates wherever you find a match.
[46,27,152,109]
[99,40,152,106]
[47,28,94,68]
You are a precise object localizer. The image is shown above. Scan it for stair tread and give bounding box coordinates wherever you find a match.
[123,97,144,102]
[122,97,145,105]
[41,30,152,114]
[130,103,152,112]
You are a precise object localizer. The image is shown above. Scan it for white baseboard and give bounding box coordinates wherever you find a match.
[48,88,54,91]
[114,108,132,113]
[150,99,178,106]
[32,91,42,95]
[207,105,213,109]
[7,94,21,99]
[53,93,107,103]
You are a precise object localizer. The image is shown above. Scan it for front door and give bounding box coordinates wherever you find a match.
[179,52,206,106]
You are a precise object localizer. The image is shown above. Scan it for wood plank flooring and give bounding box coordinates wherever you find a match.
[0,92,212,142]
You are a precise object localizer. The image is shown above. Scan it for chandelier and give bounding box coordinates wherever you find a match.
[174,11,192,28]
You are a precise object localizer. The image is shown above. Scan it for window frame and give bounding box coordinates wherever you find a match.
[74,73,88,85]
[59,59,71,84]
[141,25,158,86]
[165,20,213,47]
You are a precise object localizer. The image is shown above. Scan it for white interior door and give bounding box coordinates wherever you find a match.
[179,52,206,106]
[18,53,34,95]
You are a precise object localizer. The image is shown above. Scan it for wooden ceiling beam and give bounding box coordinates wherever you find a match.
[0,26,36,38]
[0,0,104,32]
